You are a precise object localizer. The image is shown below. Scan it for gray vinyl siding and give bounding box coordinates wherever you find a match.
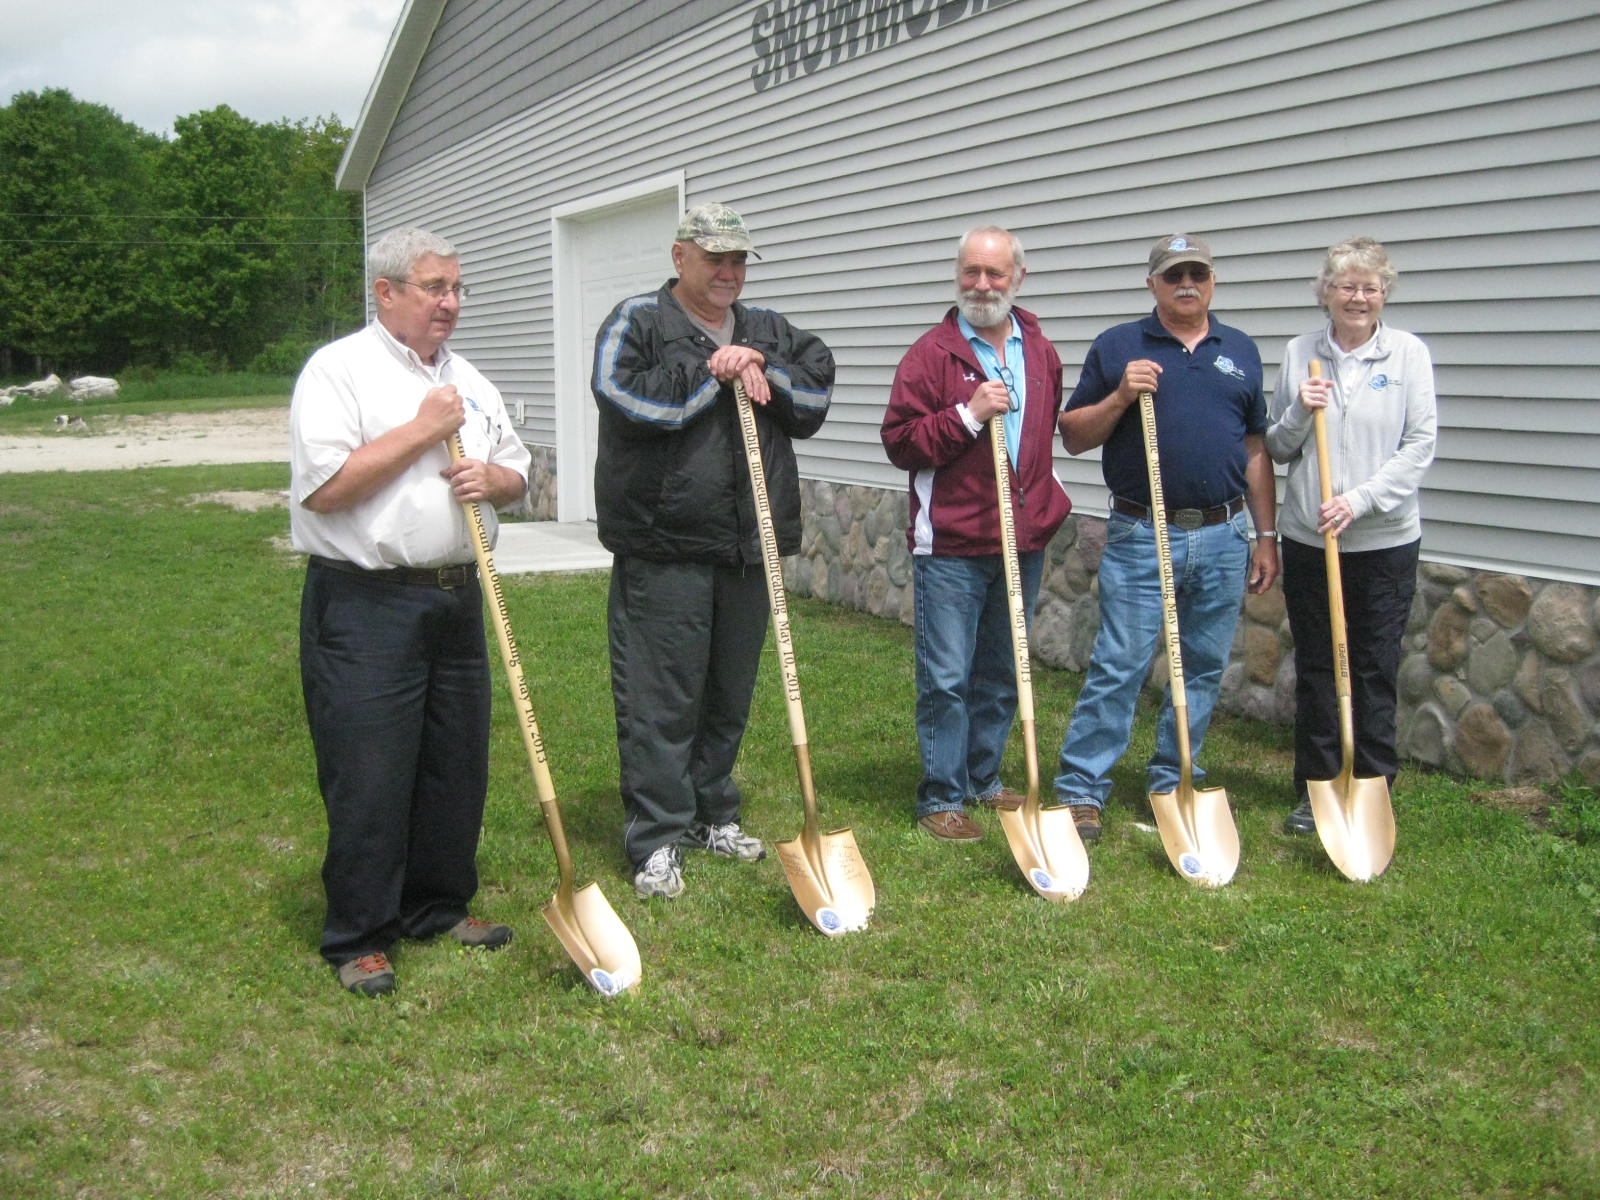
[358,0,1600,585]
[372,0,749,183]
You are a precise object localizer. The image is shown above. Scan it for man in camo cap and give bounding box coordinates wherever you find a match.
[592,201,835,900]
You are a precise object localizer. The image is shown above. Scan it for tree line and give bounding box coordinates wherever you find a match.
[0,88,364,378]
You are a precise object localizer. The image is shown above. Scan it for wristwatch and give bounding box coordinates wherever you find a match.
[1255,530,1279,541]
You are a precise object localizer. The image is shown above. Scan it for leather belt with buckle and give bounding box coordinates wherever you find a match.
[311,555,477,589]
[1110,495,1244,530]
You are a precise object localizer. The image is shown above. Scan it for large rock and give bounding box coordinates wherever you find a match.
[1465,629,1519,696]
[68,375,119,400]
[1477,574,1533,628]
[20,374,64,398]
[1539,670,1591,753]
[1527,584,1598,663]
[1509,720,1568,785]
[1427,602,1471,671]
[1455,702,1512,779]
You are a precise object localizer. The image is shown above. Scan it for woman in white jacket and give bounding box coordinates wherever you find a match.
[1266,237,1437,834]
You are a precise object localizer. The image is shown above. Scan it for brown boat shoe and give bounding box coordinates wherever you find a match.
[917,809,983,842]
[1069,804,1103,844]
[975,788,1025,812]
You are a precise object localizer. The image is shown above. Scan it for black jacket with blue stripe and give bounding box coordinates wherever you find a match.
[591,280,835,565]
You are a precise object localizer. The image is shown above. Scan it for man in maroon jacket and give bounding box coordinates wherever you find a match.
[880,227,1073,841]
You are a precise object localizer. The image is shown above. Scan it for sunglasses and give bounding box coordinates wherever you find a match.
[1160,265,1211,284]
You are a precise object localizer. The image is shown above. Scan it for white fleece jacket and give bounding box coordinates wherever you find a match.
[1266,321,1437,553]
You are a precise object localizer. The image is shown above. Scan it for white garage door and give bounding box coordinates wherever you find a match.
[554,184,681,522]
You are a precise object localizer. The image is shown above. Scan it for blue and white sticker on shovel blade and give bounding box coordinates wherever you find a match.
[812,906,869,936]
[588,967,634,996]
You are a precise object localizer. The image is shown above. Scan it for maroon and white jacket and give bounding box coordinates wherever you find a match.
[880,306,1071,557]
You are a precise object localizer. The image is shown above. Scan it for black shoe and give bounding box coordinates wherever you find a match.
[1285,798,1316,834]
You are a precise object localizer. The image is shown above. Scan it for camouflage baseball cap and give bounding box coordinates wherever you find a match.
[676,202,761,257]
[1147,233,1213,276]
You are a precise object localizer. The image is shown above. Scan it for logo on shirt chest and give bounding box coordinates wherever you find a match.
[1213,355,1246,380]
[1369,373,1393,390]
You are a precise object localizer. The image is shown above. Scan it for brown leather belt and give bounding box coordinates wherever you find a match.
[311,555,477,589]
[1110,495,1244,531]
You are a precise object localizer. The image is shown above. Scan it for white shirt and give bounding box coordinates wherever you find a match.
[289,322,532,569]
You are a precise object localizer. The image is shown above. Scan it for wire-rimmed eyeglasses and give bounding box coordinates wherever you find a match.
[389,278,471,300]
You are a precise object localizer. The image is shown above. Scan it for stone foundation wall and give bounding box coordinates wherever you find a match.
[783,478,1600,788]
[525,445,558,520]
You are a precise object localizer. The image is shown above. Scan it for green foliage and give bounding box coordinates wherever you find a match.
[1552,773,1600,845]
[0,88,159,369]
[248,332,320,376]
[0,90,361,376]
[1,457,1597,1199]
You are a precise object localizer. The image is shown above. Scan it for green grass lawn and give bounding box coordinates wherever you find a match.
[2,462,1596,1199]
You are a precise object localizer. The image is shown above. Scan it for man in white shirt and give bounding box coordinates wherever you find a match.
[290,226,531,997]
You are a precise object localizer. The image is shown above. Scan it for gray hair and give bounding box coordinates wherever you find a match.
[1315,236,1397,303]
[369,226,459,282]
[957,225,1025,273]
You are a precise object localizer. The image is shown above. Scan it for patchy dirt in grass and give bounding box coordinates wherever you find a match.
[186,489,288,512]
[1471,785,1553,829]
[0,408,288,473]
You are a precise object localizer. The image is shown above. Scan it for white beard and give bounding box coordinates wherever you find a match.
[957,287,1014,330]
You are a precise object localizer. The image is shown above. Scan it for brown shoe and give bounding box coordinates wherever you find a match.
[976,788,1025,812]
[448,917,512,950]
[918,809,983,842]
[1069,804,1103,844]
[337,952,396,997]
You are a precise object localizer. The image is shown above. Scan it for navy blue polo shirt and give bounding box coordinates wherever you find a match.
[1066,310,1265,510]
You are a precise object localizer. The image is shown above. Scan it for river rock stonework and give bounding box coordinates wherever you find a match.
[525,446,558,519]
[781,480,1600,788]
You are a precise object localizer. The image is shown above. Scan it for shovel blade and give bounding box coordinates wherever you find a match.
[775,827,875,936]
[542,882,642,996]
[1307,776,1395,882]
[1150,783,1239,888]
[997,802,1089,902]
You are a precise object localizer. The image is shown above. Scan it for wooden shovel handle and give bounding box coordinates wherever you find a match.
[1308,361,1354,706]
[732,382,821,844]
[447,432,578,894]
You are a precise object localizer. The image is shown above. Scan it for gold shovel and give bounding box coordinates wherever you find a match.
[733,381,875,935]
[1138,393,1241,887]
[448,434,642,994]
[1304,360,1396,881]
[989,419,1089,901]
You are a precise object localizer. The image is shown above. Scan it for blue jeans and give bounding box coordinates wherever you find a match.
[913,550,1044,817]
[1053,512,1249,807]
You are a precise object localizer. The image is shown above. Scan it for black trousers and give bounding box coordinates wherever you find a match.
[1281,536,1419,799]
[608,556,769,869]
[300,560,491,965]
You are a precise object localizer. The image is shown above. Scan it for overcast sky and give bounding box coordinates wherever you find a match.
[0,0,407,135]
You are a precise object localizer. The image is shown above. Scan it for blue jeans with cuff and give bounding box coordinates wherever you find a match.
[913,550,1043,818]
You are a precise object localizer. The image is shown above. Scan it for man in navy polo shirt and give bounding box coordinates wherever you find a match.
[1051,234,1279,844]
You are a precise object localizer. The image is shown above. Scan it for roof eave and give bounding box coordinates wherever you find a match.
[336,0,449,192]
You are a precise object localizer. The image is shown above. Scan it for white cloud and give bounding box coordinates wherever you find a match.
[0,0,405,134]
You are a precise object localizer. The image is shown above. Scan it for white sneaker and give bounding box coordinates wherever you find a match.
[682,821,766,861]
[633,844,685,899]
